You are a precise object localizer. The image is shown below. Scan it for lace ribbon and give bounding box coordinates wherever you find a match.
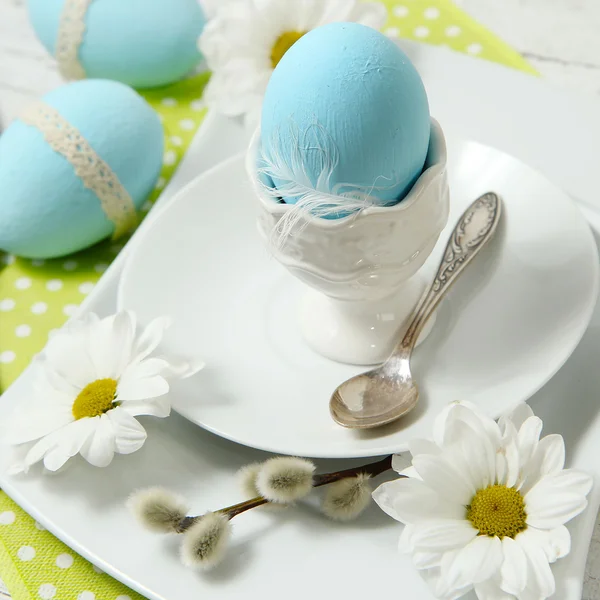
[55,0,94,80]
[20,101,137,239]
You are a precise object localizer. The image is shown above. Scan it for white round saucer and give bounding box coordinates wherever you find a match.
[117,139,599,458]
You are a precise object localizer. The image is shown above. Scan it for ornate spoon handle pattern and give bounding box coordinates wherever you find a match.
[397,192,502,353]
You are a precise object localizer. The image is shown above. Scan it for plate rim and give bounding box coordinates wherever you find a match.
[117,142,600,459]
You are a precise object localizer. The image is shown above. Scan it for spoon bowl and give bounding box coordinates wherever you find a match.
[330,354,418,428]
[329,192,503,429]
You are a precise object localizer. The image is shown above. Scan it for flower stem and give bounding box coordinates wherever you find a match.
[176,455,396,532]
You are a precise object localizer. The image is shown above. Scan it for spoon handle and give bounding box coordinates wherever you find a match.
[394,192,503,354]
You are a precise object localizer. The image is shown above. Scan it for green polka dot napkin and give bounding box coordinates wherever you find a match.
[0,1,534,599]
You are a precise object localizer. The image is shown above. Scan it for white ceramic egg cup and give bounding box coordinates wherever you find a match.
[247,119,450,365]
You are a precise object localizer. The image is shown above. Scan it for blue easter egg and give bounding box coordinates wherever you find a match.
[28,0,205,88]
[0,79,164,258]
[260,22,431,211]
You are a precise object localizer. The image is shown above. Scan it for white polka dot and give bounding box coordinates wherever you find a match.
[445,25,461,37]
[0,511,15,525]
[18,546,35,561]
[31,259,45,266]
[0,351,16,364]
[414,26,430,38]
[94,263,108,273]
[190,99,205,112]
[15,277,32,290]
[63,260,78,271]
[63,304,79,317]
[424,7,440,19]
[163,150,177,166]
[38,584,56,599]
[155,177,166,189]
[78,282,95,295]
[161,97,177,107]
[467,42,483,55]
[56,553,73,569]
[77,592,94,600]
[35,521,46,531]
[31,302,48,315]
[393,5,409,17]
[179,118,195,131]
[170,135,183,147]
[46,279,63,291]
[15,324,31,338]
[385,27,400,38]
[0,298,16,311]
[116,596,132,600]
[92,565,104,574]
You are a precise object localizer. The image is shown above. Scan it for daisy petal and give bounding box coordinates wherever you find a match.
[350,1,388,29]
[398,523,415,553]
[118,359,170,401]
[372,478,464,524]
[79,414,116,468]
[444,534,503,588]
[106,408,147,455]
[519,525,571,564]
[3,395,73,445]
[525,469,593,529]
[500,536,528,595]
[420,567,474,600]
[451,418,496,491]
[517,416,543,466]
[88,311,136,379]
[408,438,442,458]
[391,453,412,473]
[119,396,171,419]
[505,403,534,430]
[413,550,443,569]
[410,519,477,551]
[25,418,96,470]
[474,578,514,600]
[131,316,171,363]
[520,434,565,495]
[517,528,556,598]
[412,454,476,505]
[503,436,521,489]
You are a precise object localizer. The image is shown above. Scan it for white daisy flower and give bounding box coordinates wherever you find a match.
[198,0,388,126]
[373,402,593,600]
[4,311,203,473]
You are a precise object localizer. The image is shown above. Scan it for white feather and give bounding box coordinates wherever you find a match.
[257,121,397,247]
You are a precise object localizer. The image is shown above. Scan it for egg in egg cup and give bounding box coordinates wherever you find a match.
[247,118,449,366]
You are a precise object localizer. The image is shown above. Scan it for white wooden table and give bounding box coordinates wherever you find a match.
[1,0,600,598]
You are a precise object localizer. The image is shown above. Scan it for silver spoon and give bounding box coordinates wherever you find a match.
[330,192,503,429]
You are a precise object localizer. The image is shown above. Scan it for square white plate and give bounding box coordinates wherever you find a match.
[1,43,600,600]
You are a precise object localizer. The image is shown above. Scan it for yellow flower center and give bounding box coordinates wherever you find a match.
[467,484,527,539]
[72,378,118,420]
[270,30,306,68]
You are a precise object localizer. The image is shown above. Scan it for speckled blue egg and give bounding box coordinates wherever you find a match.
[28,0,205,88]
[260,22,431,210]
[0,79,164,259]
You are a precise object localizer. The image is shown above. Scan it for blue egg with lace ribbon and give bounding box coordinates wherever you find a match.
[0,79,163,259]
[259,22,431,218]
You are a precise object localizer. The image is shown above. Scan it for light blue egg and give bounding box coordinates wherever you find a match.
[28,0,205,88]
[260,22,431,213]
[0,79,163,258]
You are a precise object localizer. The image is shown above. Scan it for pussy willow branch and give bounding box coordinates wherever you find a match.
[176,455,398,532]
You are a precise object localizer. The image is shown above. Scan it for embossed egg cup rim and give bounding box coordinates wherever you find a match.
[246,118,446,228]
